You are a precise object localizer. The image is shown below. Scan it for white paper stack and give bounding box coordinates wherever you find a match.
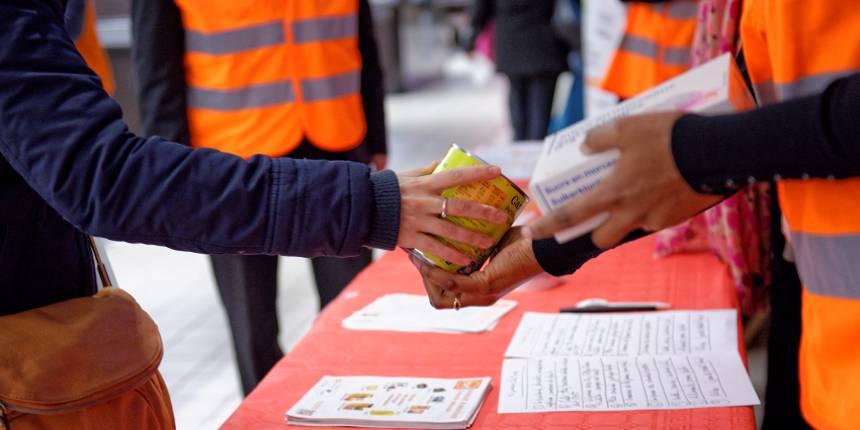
[286,376,492,429]
[342,294,516,334]
[530,53,755,243]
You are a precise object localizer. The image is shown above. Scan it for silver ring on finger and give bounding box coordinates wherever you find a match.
[440,197,449,220]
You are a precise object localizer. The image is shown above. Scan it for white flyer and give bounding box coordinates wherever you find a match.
[499,310,760,413]
[343,294,517,334]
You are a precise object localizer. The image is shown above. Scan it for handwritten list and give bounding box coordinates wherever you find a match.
[499,310,759,414]
[505,310,737,358]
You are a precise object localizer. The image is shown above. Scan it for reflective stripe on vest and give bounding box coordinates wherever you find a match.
[616,35,692,67]
[741,1,860,428]
[301,70,360,102]
[753,70,856,105]
[601,2,697,98]
[292,15,358,43]
[792,232,860,299]
[185,21,284,55]
[175,0,366,158]
[187,80,295,110]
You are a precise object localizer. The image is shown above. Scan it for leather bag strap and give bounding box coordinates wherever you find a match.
[88,237,113,288]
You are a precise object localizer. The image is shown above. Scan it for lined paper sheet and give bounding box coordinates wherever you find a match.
[499,310,759,413]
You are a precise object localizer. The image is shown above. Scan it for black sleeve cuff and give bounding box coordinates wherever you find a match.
[533,230,649,277]
[366,170,400,250]
[670,114,739,196]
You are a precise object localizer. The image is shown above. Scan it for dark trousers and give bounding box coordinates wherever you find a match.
[507,73,559,141]
[761,186,811,429]
[210,249,372,395]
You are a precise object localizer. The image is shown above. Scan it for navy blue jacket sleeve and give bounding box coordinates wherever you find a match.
[0,0,399,257]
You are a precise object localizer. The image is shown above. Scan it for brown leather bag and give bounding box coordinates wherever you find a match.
[0,239,175,429]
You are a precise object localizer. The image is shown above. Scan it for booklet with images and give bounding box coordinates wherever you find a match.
[286,376,492,429]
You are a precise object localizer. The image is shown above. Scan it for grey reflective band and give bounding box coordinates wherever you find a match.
[619,35,689,66]
[292,15,358,44]
[755,70,857,104]
[186,21,284,55]
[663,46,691,67]
[187,81,295,110]
[301,70,360,102]
[753,82,779,105]
[792,232,860,300]
[618,35,658,59]
[665,2,699,20]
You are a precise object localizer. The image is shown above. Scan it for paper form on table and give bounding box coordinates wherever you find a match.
[498,310,760,413]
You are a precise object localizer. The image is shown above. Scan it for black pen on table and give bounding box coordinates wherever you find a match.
[560,299,671,313]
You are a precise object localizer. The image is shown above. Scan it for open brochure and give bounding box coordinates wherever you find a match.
[286,376,492,429]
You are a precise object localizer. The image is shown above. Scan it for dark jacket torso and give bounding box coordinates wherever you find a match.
[0,159,97,315]
[471,0,569,77]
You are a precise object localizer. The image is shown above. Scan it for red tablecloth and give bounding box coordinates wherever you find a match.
[221,237,755,429]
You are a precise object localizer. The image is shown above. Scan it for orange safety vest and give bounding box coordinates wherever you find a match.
[173,0,367,158]
[67,0,116,95]
[741,1,860,429]
[601,1,698,99]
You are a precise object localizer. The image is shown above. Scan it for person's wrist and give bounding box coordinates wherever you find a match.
[366,170,400,250]
[488,238,543,290]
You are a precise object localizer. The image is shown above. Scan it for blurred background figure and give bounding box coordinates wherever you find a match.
[66,0,116,95]
[464,0,571,141]
[132,0,387,396]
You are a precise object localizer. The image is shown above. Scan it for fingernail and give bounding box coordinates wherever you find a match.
[522,227,534,239]
[489,166,501,175]
[580,143,594,155]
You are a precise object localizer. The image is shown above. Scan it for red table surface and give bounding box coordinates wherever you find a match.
[221,237,755,429]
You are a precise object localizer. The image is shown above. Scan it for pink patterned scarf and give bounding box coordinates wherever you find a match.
[654,0,771,315]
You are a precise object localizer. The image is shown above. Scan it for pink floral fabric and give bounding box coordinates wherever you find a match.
[654,0,771,316]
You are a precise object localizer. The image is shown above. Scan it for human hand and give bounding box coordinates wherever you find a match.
[524,112,723,248]
[398,163,508,266]
[409,227,544,309]
[371,154,388,171]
